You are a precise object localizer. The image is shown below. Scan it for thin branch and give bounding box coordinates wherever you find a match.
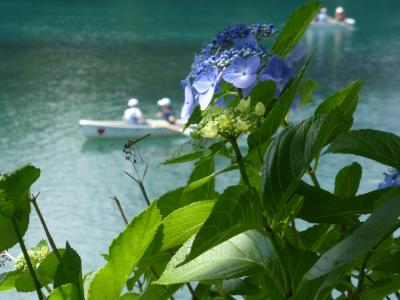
[230,138,251,187]
[30,193,61,261]
[11,217,44,300]
[112,196,129,225]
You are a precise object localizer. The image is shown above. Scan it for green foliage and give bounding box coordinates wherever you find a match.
[4,3,400,300]
[88,203,161,300]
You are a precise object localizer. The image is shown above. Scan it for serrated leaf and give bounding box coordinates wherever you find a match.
[48,283,80,300]
[0,205,30,251]
[272,1,320,57]
[328,129,400,169]
[305,187,400,280]
[88,203,161,300]
[186,186,263,263]
[155,230,282,287]
[119,293,140,300]
[54,243,83,300]
[159,200,216,252]
[334,162,362,198]
[262,112,351,226]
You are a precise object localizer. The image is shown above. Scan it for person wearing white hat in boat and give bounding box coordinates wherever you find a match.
[123,98,145,124]
[156,97,176,124]
[335,6,346,22]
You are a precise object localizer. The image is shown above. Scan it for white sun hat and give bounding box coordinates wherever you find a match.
[335,6,344,13]
[128,98,139,107]
[157,97,171,106]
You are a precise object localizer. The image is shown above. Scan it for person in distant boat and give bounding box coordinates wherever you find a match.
[123,98,145,125]
[156,97,176,124]
[316,7,329,22]
[335,6,346,22]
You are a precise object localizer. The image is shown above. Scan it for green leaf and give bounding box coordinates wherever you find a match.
[182,156,216,203]
[155,230,282,286]
[334,162,362,198]
[186,186,263,262]
[361,276,400,300]
[0,164,40,217]
[305,187,400,280]
[248,80,277,107]
[299,79,317,106]
[159,200,216,252]
[183,105,202,131]
[0,270,22,291]
[262,112,351,226]
[296,181,378,225]
[139,284,180,300]
[248,52,313,148]
[54,243,83,300]
[163,139,223,165]
[315,81,363,117]
[272,1,320,57]
[0,205,30,251]
[119,293,140,300]
[328,129,400,169]
[298,224,340,253]
[48,283,80,300]
[88,203,161,300]
[371,252,400,273]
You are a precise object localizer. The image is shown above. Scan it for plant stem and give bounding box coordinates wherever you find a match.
[230,138,251,187]
[112,196,129,225]
[30,195,61,261]
[138,181,151,206]
[307,167,320,188]
[291,220,299,248]
[11,217,44,300]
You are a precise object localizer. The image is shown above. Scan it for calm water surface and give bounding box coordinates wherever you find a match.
[1,0,400,298]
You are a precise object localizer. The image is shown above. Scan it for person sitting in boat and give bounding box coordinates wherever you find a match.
[156,97,176,124]
[123,98,145,125]
[316,7,329,22]
[335,6,346,22]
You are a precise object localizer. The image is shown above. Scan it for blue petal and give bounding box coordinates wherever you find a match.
[198,86,216,110]
[245,56,260,74]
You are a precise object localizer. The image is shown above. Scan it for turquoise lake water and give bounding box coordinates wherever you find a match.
[1,0,400,298]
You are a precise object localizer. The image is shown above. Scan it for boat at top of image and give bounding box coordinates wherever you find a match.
[79,119,191,139]
[309,6,356,30]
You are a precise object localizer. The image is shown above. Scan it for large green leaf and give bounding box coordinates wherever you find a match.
[0,270,22,291]
[315,81,363,117]
[54,243,83,299]
[305,187,400,280]
[155,230,282,287]
[159,200,216,252]
[119,293,140,300]
[296,181,381,225]
[185,186,263,262]
[272,1,320,57]
[247,52,313,148]
[262,112,351,226]
[48,283,80,300]
[360,276,400,300]
[0,205,30,251]
[334,162,362,198]
[248,80,277,107]
[328,129,400,169]
[0,164,40,217]
[88,203,161,300]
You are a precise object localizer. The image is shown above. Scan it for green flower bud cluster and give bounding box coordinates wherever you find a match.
[13,240,48,272]
[193,99,266,139]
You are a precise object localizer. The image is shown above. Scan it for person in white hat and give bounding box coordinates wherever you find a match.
[123,98,145,124]
[335,6,346,22]
[156,97,176,124]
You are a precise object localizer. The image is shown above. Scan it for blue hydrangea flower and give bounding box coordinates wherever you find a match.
[260,54,295,96]
[193,66,220,109]
[180,78,198,120]
[378,169,400,189]
[222,56,260,89]
[234,33,257,50]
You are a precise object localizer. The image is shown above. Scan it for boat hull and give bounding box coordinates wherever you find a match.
[79,119,184,138]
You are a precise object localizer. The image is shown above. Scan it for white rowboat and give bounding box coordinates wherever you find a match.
[79,119,189,138]
[310,18,356,30]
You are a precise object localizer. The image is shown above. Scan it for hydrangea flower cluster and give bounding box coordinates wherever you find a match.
[13,242,48,272]
[192,99,265,139]
[181,23,305,120]
[378,169,400,189]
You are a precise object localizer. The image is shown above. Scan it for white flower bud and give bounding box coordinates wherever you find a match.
[235,120,250,132]
[201,122,218,138]
[255,102,265,116]
[218,113,230,129]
